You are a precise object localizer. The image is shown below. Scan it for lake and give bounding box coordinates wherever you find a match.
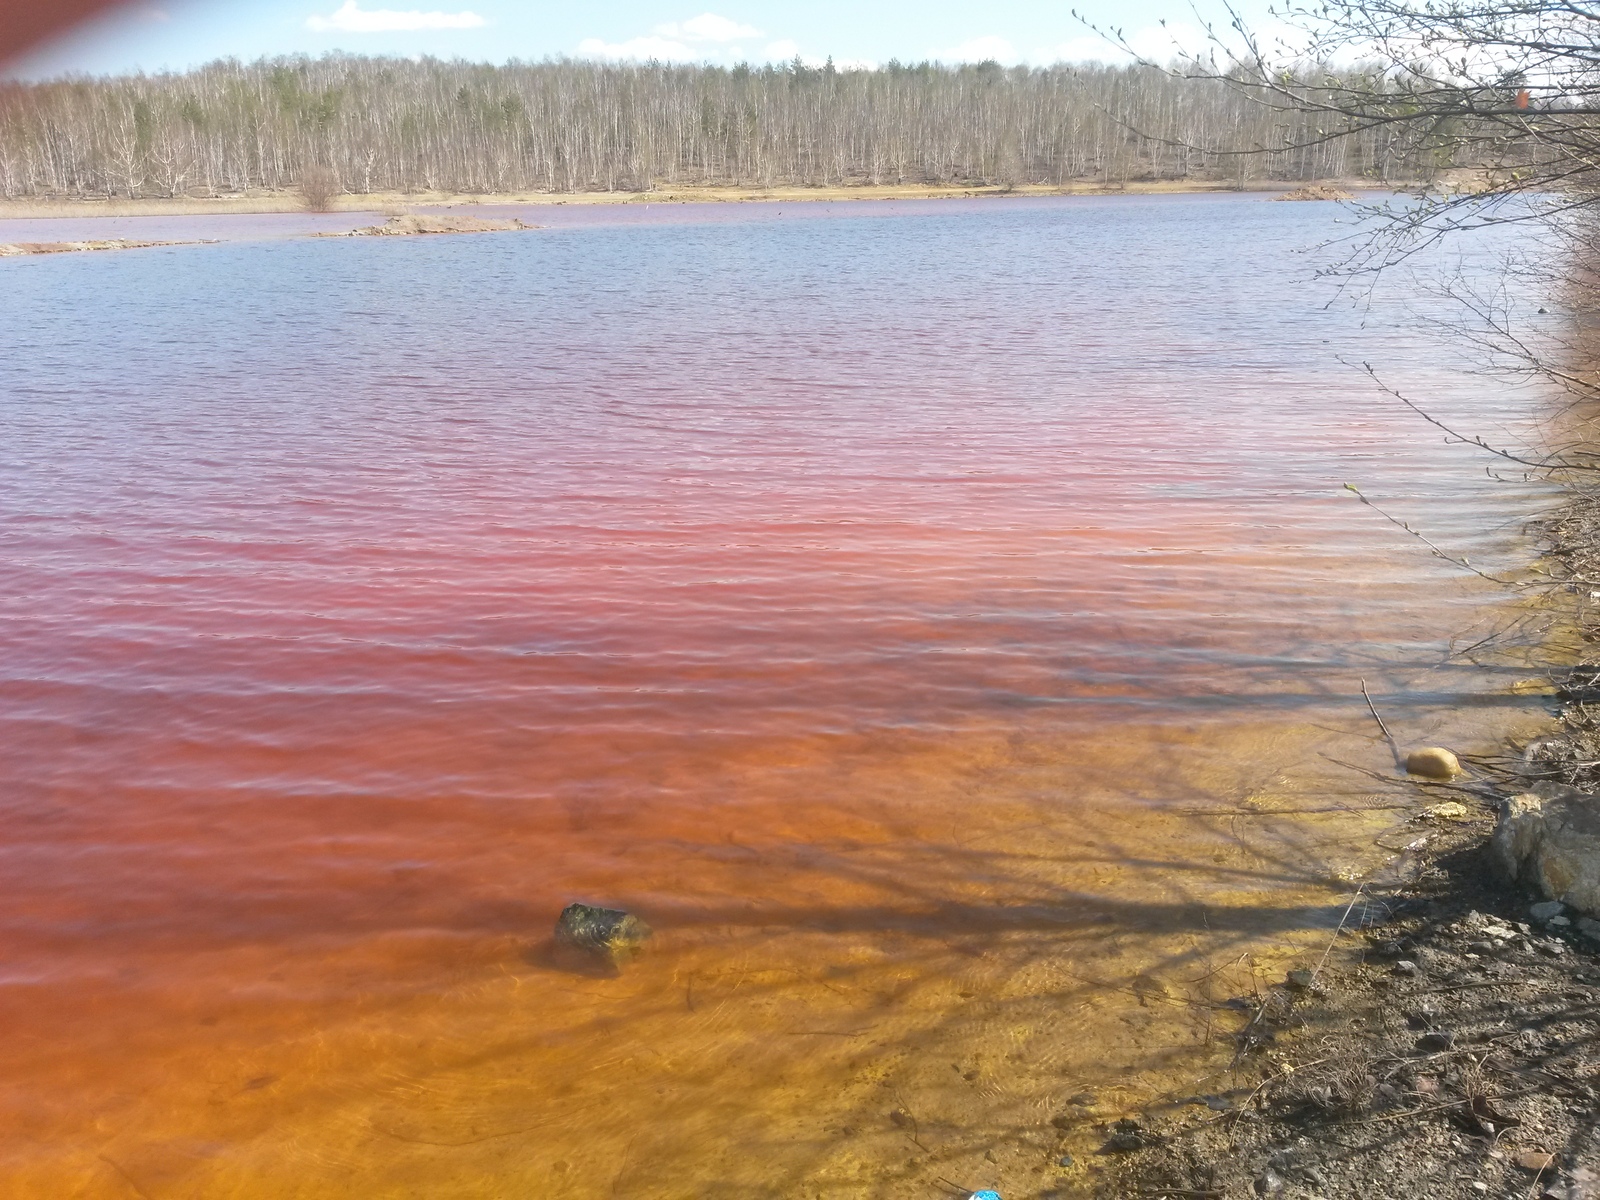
[0,193,1556,1197]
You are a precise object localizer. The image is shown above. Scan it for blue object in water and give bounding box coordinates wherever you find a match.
[968,1192,1002,1200]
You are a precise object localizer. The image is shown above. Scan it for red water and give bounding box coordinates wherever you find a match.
[0,194,1555,1196]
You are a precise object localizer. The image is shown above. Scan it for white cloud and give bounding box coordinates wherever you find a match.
[764,38,799,60]
[931,35,1019,64]
[578,13,774,62]
[578,34,697,60]
[661,13,762,42]
[306,1,485,33]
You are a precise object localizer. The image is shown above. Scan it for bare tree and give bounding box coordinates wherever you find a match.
[0,55,1448,201]
[296,162,339,211]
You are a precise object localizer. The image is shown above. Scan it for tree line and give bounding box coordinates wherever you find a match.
[0,53,1449,200]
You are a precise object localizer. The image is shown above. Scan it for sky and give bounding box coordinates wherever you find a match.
[7,0,1284,79]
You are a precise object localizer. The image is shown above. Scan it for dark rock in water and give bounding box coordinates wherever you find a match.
[555,902,652,961]
[1100,1118,1148,1152]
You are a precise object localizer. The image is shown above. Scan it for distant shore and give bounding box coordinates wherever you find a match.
[0,179,1384,221]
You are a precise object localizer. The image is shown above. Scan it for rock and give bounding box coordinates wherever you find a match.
[1533,900,1568,921]
[554,902,652,961]
[1394,960,1420,976]
[1424,801,1471,820]
[1057,1153,1074,1167]
[1513,678,1560,695]
[1274,184,1354,201]
[1100,1118,1148,1152]
[1493,790,1600,916]
[1551,915,1572,927]
[1417,1030,1455,1051]
[1254,1168,1286,1195]
[1406,746,1461,778]
[1482,923,1517,939]
[1580,917,1600,942]
[1520,1151,1560,1171]
[1285,968,1315,990]
[343,213,535,237]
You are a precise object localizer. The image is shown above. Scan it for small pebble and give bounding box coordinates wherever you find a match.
[1394,960,1419,976]
[1057,1154,1074,1167]
[1519,1150,1559,1171]
[1470,1183,1488,1194]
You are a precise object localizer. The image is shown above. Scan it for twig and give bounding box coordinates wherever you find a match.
[1344,483,1519,586]
[1311,885,1365,986]
[1360,678,1395,746]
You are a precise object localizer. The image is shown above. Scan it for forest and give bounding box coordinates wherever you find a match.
[0,54,1448,199]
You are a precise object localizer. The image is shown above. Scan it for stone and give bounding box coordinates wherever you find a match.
[1493,790,1600,916]
[1532,900,1567,922]
[1551,915,1572,927]
[1254,1169,1286,1195]
[1579,917,1600,942]
[1394,960,1419,976]
[1101,1118,1147,1152]
[1424,801,1471,820]
[1519,1151,1559,1171]
[554,902,652,962]
[1285,968,1315,990]
[1417,1030,1455,1051]
[1406,746,1461,778]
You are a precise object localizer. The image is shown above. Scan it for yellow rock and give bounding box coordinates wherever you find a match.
[1406,747,1461,778]
[1511,678,1559,696]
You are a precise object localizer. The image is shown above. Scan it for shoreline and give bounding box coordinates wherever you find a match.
[0,179,1386,221]
[1087,494,1600,1199]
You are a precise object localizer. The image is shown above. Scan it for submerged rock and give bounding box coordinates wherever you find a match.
[554,902,652,961]
[1405,747,1461,778]
[1492,790,1600,917]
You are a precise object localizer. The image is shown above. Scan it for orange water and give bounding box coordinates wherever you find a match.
[0,195,1556,1196]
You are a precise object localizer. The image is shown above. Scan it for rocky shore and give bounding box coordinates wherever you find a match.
[1078,498,1600,1200]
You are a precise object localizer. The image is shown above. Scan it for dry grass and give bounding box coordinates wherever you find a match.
[0,178,1383,221]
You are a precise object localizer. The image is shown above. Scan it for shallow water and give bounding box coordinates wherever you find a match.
[0,194,1558,1196]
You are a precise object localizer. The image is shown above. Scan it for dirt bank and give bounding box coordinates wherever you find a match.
[0,179,1377,221]
[0,237,205,256]
[321,213,535,237]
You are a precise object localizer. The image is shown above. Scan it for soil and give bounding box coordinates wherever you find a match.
[0,237,203,255]
[1084,818,1600,1200]
[1274,185,1358,202]
[330,213,535,237]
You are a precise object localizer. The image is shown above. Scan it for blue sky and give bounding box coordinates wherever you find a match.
[9,0,1279,78]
